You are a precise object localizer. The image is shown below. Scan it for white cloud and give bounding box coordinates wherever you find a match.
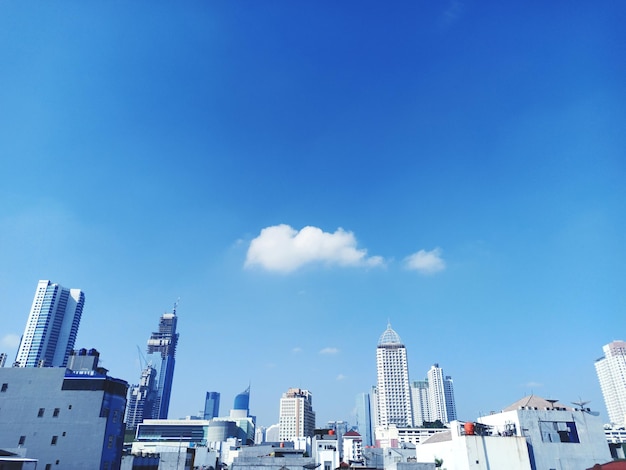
[336,374,347,381]
[319,347,339,355]
[523,381,543,388]
[245,224,384,273]
[292,347,302,354]
[1,334,20,349]
[404,247,446,274]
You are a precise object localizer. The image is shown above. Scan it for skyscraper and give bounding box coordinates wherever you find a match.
[375,323,413,427]
[595,340,626,425]
[204,391,220,420]
[126,304,179,428]
[146,305,179,419]
[426,364,457,424]
[278,387,315,440]
[125,364,158,429]
[233,386,250,417]
[355,392,373,446]
[15,280,85,368]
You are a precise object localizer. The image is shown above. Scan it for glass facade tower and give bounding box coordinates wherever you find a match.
[204,391,220,420]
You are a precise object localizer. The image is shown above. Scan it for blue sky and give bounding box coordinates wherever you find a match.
[1,1,625,428]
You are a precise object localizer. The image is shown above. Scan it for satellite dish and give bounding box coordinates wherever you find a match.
[545,399,559,409]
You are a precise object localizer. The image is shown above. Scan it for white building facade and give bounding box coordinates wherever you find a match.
[376,324,413,428]
[595,340,626,426]
[278,388,315,441]
[477,395,612,470]
[426,364,457,424]
[15,280,85,368]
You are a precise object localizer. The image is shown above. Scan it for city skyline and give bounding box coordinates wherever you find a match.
[1,2,624,429]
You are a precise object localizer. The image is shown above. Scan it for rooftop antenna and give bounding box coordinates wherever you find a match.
[571,399,600,416]
[173,297,180,315]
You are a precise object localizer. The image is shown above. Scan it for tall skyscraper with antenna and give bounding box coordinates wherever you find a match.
[15,280,85,368]
[147,303,179,419]
[375,323,414,427]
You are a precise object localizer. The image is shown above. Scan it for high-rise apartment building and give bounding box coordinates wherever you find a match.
[595,340,626,425]
[410,365,457,425]
[15,280,85,368]
[147,306,179,419]
[376,323,413,427]
[426,364,456,424]
[278,388,315,440]
[410,380,430,426]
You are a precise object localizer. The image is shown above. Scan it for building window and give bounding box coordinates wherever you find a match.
[540,421,580,443]
[68,405,72,410]
[1,383,7,392]
[53,408,60,417]
[18,436,26,445]
[55,460,60,465]
[45,465,52,470]
[62,432,66,436]
[107,435,114,449]
[51,435,58,445]
[38,408,45,417]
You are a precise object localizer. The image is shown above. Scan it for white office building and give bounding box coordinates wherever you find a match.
[15,280,85,368]
[376,323,413,428]
[278,388,315,441]
[595,340,626,426]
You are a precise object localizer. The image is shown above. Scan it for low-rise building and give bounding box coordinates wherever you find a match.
[478,395,612,470]
[415,421,531,470]
[0,349,128,469]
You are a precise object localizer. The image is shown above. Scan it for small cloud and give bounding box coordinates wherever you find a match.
[292,347,302,354]
[319,347,339,355]
[244,224,384,273]
[1,334,20,349]
[523,381,543,388]
[444,0,464,24]
[404,247,446,274]
[336,374,347,381]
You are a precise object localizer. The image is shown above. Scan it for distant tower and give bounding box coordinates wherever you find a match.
[426,364,457,424]
[375,323,413,427]
[15,280,85,368]
[278,388,315,440]
[355,392,373,446]
[125,364,158,429]
[410,380,430,426]
[595,340,626,425]
[146,304,179,419]
[204,391,220,420]
[233,386,250,417]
